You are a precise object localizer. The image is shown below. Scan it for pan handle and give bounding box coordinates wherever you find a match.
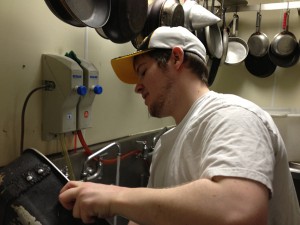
[232,13,239,37]
[255,11,262,33]
[282,10,289,31]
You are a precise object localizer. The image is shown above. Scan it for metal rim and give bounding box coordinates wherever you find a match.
[60,0,111,28]
[225,37,249,64]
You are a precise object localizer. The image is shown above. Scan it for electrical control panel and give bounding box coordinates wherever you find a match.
[77,58,103,130]
[42,54,87,141]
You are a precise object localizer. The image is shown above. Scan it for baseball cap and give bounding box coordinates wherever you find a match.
[111,26,207,84]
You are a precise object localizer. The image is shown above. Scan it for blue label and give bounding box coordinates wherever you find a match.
[72,74,82,79]
[89,75,98,79]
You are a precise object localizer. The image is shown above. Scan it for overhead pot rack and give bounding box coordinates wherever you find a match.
[217,1,300,15]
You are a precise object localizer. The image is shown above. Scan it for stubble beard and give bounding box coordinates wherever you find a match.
[148,78,174,118]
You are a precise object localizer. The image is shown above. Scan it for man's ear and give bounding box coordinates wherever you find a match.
[171,47,184,68]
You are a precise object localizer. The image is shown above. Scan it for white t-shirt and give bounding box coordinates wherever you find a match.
[148,91,300,225]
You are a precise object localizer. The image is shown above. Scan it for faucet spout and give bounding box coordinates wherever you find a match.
[152,127,168,149]
[81,142,121,181]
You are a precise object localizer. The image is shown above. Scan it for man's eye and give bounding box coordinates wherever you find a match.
[139,69,146,78]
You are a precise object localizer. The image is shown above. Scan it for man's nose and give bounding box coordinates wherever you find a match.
[135,82,144,94]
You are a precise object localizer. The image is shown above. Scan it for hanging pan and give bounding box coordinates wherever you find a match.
[247,10,269,57]
[59,0,111,28]
[102,0,148,44]
[204,0,222,86]
[144,0,184,37]
[269,10,299,68]
[225,13,249,65]
[44,0,85,27]
[95,27,109,40]
[132,0,184,48]
[131,1,154,49]
[245,10,276,77]
[220,5,228,65]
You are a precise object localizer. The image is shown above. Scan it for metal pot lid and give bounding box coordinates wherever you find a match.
[61,0,111,28]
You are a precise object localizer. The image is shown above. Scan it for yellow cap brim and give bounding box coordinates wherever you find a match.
[111,49,152,84]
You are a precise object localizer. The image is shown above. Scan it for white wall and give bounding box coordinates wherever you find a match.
[0,0,299,166]
[0,1,173,166]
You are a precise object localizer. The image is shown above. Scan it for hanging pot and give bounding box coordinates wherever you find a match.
[247,11,269,57]
[269,46,299,68]
[132,0,184,48]
[225,13,249,65]
[102,0,148,44]
[270,10,298,57]
[244,10,276,77]
[95,27,109,39]
[269,10,299,68]
[205,23,223,59]
[220,6,228,65]
[44,0,85,27]
[145,0,184,36]
[204,0,222,86]
[207,57,221,86]
[59,0,111,28]
[245,53,276,78]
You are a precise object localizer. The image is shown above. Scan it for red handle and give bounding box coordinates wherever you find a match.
[282,12,287,30]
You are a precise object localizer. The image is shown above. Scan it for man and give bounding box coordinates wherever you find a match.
[59,26,300,225]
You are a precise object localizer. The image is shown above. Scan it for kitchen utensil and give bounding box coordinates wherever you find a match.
[95,27,109,39]
[207,57,221,86]
[247,11,269,57]
[146,0,184,36]
[270,10,298,57]
[132,0,184,48]
[59,0,111,28]
[244,10,276,77]
[205,24,223,59]
[244,53,276,78]
[225,13,249,65]
[44,0,85,27]
[102,0,148,43]
[183,0,220,31]
[268,10,299,68]
[268,46,299,68]
[220,4,228,65]
[203,0,222,86]
[0,148,111,225]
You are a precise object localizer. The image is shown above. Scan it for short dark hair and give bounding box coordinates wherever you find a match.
[147,49,208,85]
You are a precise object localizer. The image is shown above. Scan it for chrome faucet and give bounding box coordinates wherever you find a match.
[151,127,168,150]
[81,142,121,181]
[136,127,168,159]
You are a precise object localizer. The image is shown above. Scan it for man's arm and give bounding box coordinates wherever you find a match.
[59,177,269,225]
[113,177,269,225]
